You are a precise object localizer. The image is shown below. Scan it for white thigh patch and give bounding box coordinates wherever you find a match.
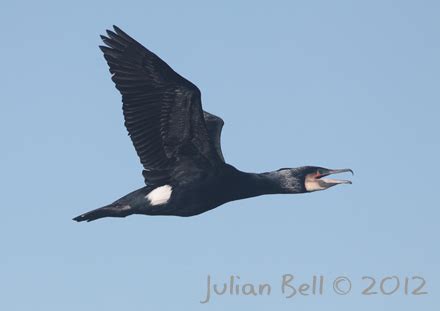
[146,185,173,206]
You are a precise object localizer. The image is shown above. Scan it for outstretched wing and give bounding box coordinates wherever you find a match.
[100,26,223,185]
[203,111,225,162]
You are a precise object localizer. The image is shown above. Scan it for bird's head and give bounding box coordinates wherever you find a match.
[276,166,353,193]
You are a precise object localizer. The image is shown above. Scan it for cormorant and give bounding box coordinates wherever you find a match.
[73,26,353,222]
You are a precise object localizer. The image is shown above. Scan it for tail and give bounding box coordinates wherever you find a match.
[73,203,133,222]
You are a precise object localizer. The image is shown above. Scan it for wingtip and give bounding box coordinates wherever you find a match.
[113,25,122,33]
[112,25,133,42]
[98,45,108,53]
[105,29,115,38]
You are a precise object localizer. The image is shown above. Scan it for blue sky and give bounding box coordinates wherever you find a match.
[1,0,439,310]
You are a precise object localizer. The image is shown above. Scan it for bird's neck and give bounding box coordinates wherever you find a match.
[225,168,305,202]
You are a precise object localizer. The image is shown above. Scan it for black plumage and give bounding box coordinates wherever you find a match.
[73,26,352,222]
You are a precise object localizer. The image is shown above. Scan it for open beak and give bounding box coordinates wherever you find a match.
[317,168,353,186]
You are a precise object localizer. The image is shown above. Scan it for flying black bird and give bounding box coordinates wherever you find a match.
[73,26,353,222]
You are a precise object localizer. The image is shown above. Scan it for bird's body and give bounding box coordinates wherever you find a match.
[74,26,352,222]
[77,165,302,220]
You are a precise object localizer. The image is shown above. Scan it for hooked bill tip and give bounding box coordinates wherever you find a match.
[330,168,354,176]
[341,168,354,176]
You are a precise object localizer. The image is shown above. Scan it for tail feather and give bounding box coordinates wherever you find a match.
[73,204,133,222]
